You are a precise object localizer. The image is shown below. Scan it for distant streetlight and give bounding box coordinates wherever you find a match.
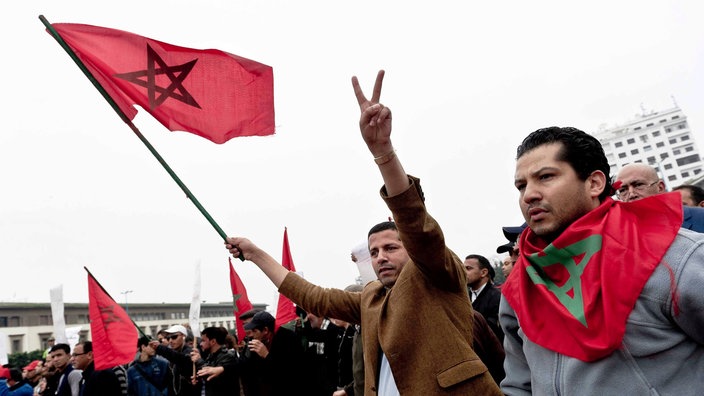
[120,290,134,316]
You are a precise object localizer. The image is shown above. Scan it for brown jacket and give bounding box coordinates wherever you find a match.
[279,177,501,395]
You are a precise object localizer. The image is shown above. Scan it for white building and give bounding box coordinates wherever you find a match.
[594,106,702,189]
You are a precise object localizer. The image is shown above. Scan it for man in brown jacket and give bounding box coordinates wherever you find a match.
[225,70,501,395]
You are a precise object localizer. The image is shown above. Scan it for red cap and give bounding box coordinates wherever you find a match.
[0,366,10,379]
[23,360,42,371]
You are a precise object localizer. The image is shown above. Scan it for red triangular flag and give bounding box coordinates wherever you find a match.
[87,271,138,370]
[275,227,299,330]
[229,258,253,342]
[48,22,275,144]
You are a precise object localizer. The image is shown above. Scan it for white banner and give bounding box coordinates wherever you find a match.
[352,240,376,284]
[188,262,202,337]
[0,331,8,365]
[50,285,68,344]
[65,326,82,352]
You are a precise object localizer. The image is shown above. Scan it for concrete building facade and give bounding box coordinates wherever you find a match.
[0,301,266,354]
[594,106,702,190]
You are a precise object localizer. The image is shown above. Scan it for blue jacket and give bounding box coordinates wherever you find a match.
[682,205,704,232]
[127,356,170,396]
[0,380,34,396]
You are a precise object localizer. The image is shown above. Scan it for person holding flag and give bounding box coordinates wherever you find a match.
[226,70,501,395]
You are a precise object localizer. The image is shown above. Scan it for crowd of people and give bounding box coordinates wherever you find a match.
[4,70,704,395]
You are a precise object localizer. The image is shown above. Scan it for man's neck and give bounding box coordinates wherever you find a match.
[471,279,489,293]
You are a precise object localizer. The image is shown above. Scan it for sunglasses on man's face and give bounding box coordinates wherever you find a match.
[167,335,180,341]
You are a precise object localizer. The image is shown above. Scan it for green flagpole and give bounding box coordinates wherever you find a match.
[39,15,243,260]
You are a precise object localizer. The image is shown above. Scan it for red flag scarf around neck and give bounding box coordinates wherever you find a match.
[49,22,275,144]
[502,193,682,361]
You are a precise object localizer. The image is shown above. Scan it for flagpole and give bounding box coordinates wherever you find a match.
[39,15,243,260]
[84,267,148,338]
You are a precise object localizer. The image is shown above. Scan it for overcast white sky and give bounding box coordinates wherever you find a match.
[2,1,703,311]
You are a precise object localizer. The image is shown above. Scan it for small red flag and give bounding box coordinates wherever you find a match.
[49,22,275,144]
[275,227,299,330]
[229,258,253,341]
[87,272,138,370]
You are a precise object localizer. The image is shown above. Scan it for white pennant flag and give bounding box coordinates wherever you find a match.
[0,331,8,365]
[50,285,68,344]
[188,262,202,337]
[352,240,376,284]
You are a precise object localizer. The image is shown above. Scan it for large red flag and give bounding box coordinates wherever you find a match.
[275,227,299,330]
[87,271,138,370]
[48,22,275,144]
[502,194,681,361]
[229,258,253,342]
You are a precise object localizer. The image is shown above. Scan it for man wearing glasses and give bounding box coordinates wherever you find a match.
[615,163,704,232]
[150,325,197,396]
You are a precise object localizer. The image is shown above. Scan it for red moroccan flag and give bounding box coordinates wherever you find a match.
[229,258,253,341]
[502,194,682,361]
[87,271,138,370]
[275,227,299,330]
[48,22,275,144]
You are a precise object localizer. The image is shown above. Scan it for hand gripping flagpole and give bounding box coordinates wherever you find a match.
[39,15,244,260]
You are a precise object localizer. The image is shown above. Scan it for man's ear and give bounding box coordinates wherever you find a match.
[587,170,607,198]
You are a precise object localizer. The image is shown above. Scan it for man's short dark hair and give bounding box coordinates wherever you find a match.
[10,368,23,382]
[673,184,704,205]
[465,254,495,280]
[368,221,397,238]
[517,126,613,201]
[79,341,92,353]
[137,336,152,349]
[50,343,70,354]
[201,326,228,345]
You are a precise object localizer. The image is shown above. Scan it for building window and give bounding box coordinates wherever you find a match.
[660,119,667,123]
[39,315,50,325]
[646,123,654,127]
[661,153,669,159]
[644,145,652,151]
[681,135,690,141]
[656,142,665,148]
[634,127,642,131]
[10,335,23,353]
[686,146,694,152]
[672,115,680,120]
[668,175,677,181]
[678,123,686,129]
[9,316,20,327]
[627,138,635,144]
[652,131,661,137]
[0,317,7,327]
[640,135,649,142]
[676,154,701,166]
[664,163,673,170]
[695,169,702,175]
[669,138,677,144]
[631,149,639,155]
[647,156,656,164]
[674,149,681,155]
[618,152,627,158]
[682,172,690,178]
[666,128,672,133]
[615,141,623,148]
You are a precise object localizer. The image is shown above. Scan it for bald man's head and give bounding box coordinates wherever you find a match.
[615,163,666,201]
